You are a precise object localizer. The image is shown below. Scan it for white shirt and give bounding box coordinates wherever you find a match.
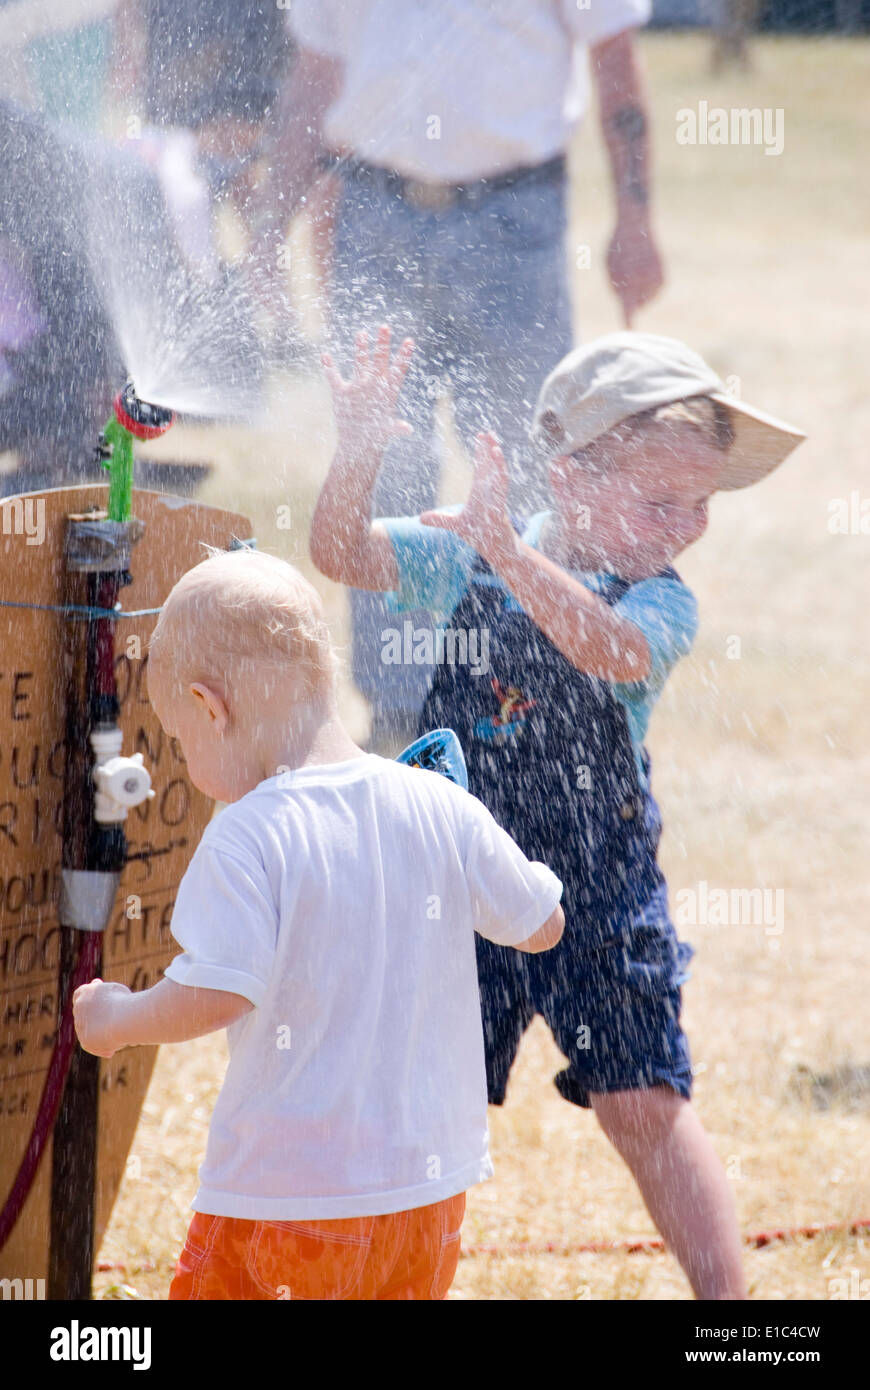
[288,0,651,181]
[164,754,562,1220]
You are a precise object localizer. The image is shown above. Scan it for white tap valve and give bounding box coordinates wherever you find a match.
[92,743,155,823]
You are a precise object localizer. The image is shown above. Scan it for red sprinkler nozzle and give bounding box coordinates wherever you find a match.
[113,380,175,441]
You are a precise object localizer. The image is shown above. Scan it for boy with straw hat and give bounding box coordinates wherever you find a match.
[311,324,804,1298]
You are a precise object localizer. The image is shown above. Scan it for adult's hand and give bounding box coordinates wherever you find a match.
[607,209,665,327]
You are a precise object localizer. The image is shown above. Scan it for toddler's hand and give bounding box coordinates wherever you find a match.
[420,432,516,559]
[322,324,415,459]
[73,978,132,1059]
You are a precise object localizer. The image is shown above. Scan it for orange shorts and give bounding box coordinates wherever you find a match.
[169,1192,466,1301]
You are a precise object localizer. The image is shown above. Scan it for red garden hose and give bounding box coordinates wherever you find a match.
[0,932,102,1251]
[461,1216,870,1260]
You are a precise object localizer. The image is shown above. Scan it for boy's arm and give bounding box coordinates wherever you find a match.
[73,977,254,1059]
[420,434,651,683]
[486,532,651,683]
[309,326,413,592]
[463,796,564,954]
[513,903,565,954]
[73,838,278,1058]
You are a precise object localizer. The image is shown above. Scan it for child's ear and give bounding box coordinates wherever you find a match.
[190,682,229,730]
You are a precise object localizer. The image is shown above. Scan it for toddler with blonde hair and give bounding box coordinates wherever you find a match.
[73,545,564,1300]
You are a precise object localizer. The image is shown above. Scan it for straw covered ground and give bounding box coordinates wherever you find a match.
[94,33,870,1300]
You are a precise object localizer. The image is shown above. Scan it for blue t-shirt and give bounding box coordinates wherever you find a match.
[379,507,698,789]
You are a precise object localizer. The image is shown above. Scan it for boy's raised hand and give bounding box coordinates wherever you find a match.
[420,432,516,559]
[322,324,415,458]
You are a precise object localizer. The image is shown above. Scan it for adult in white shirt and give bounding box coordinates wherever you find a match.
[252,1,664,746]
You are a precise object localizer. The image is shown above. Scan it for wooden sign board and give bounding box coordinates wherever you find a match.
[0,485,252,1287]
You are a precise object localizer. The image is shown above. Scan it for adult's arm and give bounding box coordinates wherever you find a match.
[248,45,344,260]
[591,28,664,324]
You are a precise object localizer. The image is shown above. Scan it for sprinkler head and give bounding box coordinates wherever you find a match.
[113,380,175,441]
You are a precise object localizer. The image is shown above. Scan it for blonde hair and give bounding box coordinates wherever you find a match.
[148,547,340,701]
[572,395,734,474]
[635,395,735,450]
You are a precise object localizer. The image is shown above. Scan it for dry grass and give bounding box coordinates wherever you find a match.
[95,33,870,1300]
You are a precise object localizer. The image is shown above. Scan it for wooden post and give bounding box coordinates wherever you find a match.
[48,935,100,1300]
[49,549,102,1300]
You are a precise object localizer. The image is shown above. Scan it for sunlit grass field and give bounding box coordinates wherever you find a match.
[96,33,870,1300]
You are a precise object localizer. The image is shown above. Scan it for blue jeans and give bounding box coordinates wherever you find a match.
[328,162,574,720]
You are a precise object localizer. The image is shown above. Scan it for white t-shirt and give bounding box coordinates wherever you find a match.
[164,753,562,1220]
[288,0,651,181]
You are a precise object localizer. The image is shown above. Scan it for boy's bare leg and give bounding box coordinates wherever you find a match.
[590,1086,747,1300]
